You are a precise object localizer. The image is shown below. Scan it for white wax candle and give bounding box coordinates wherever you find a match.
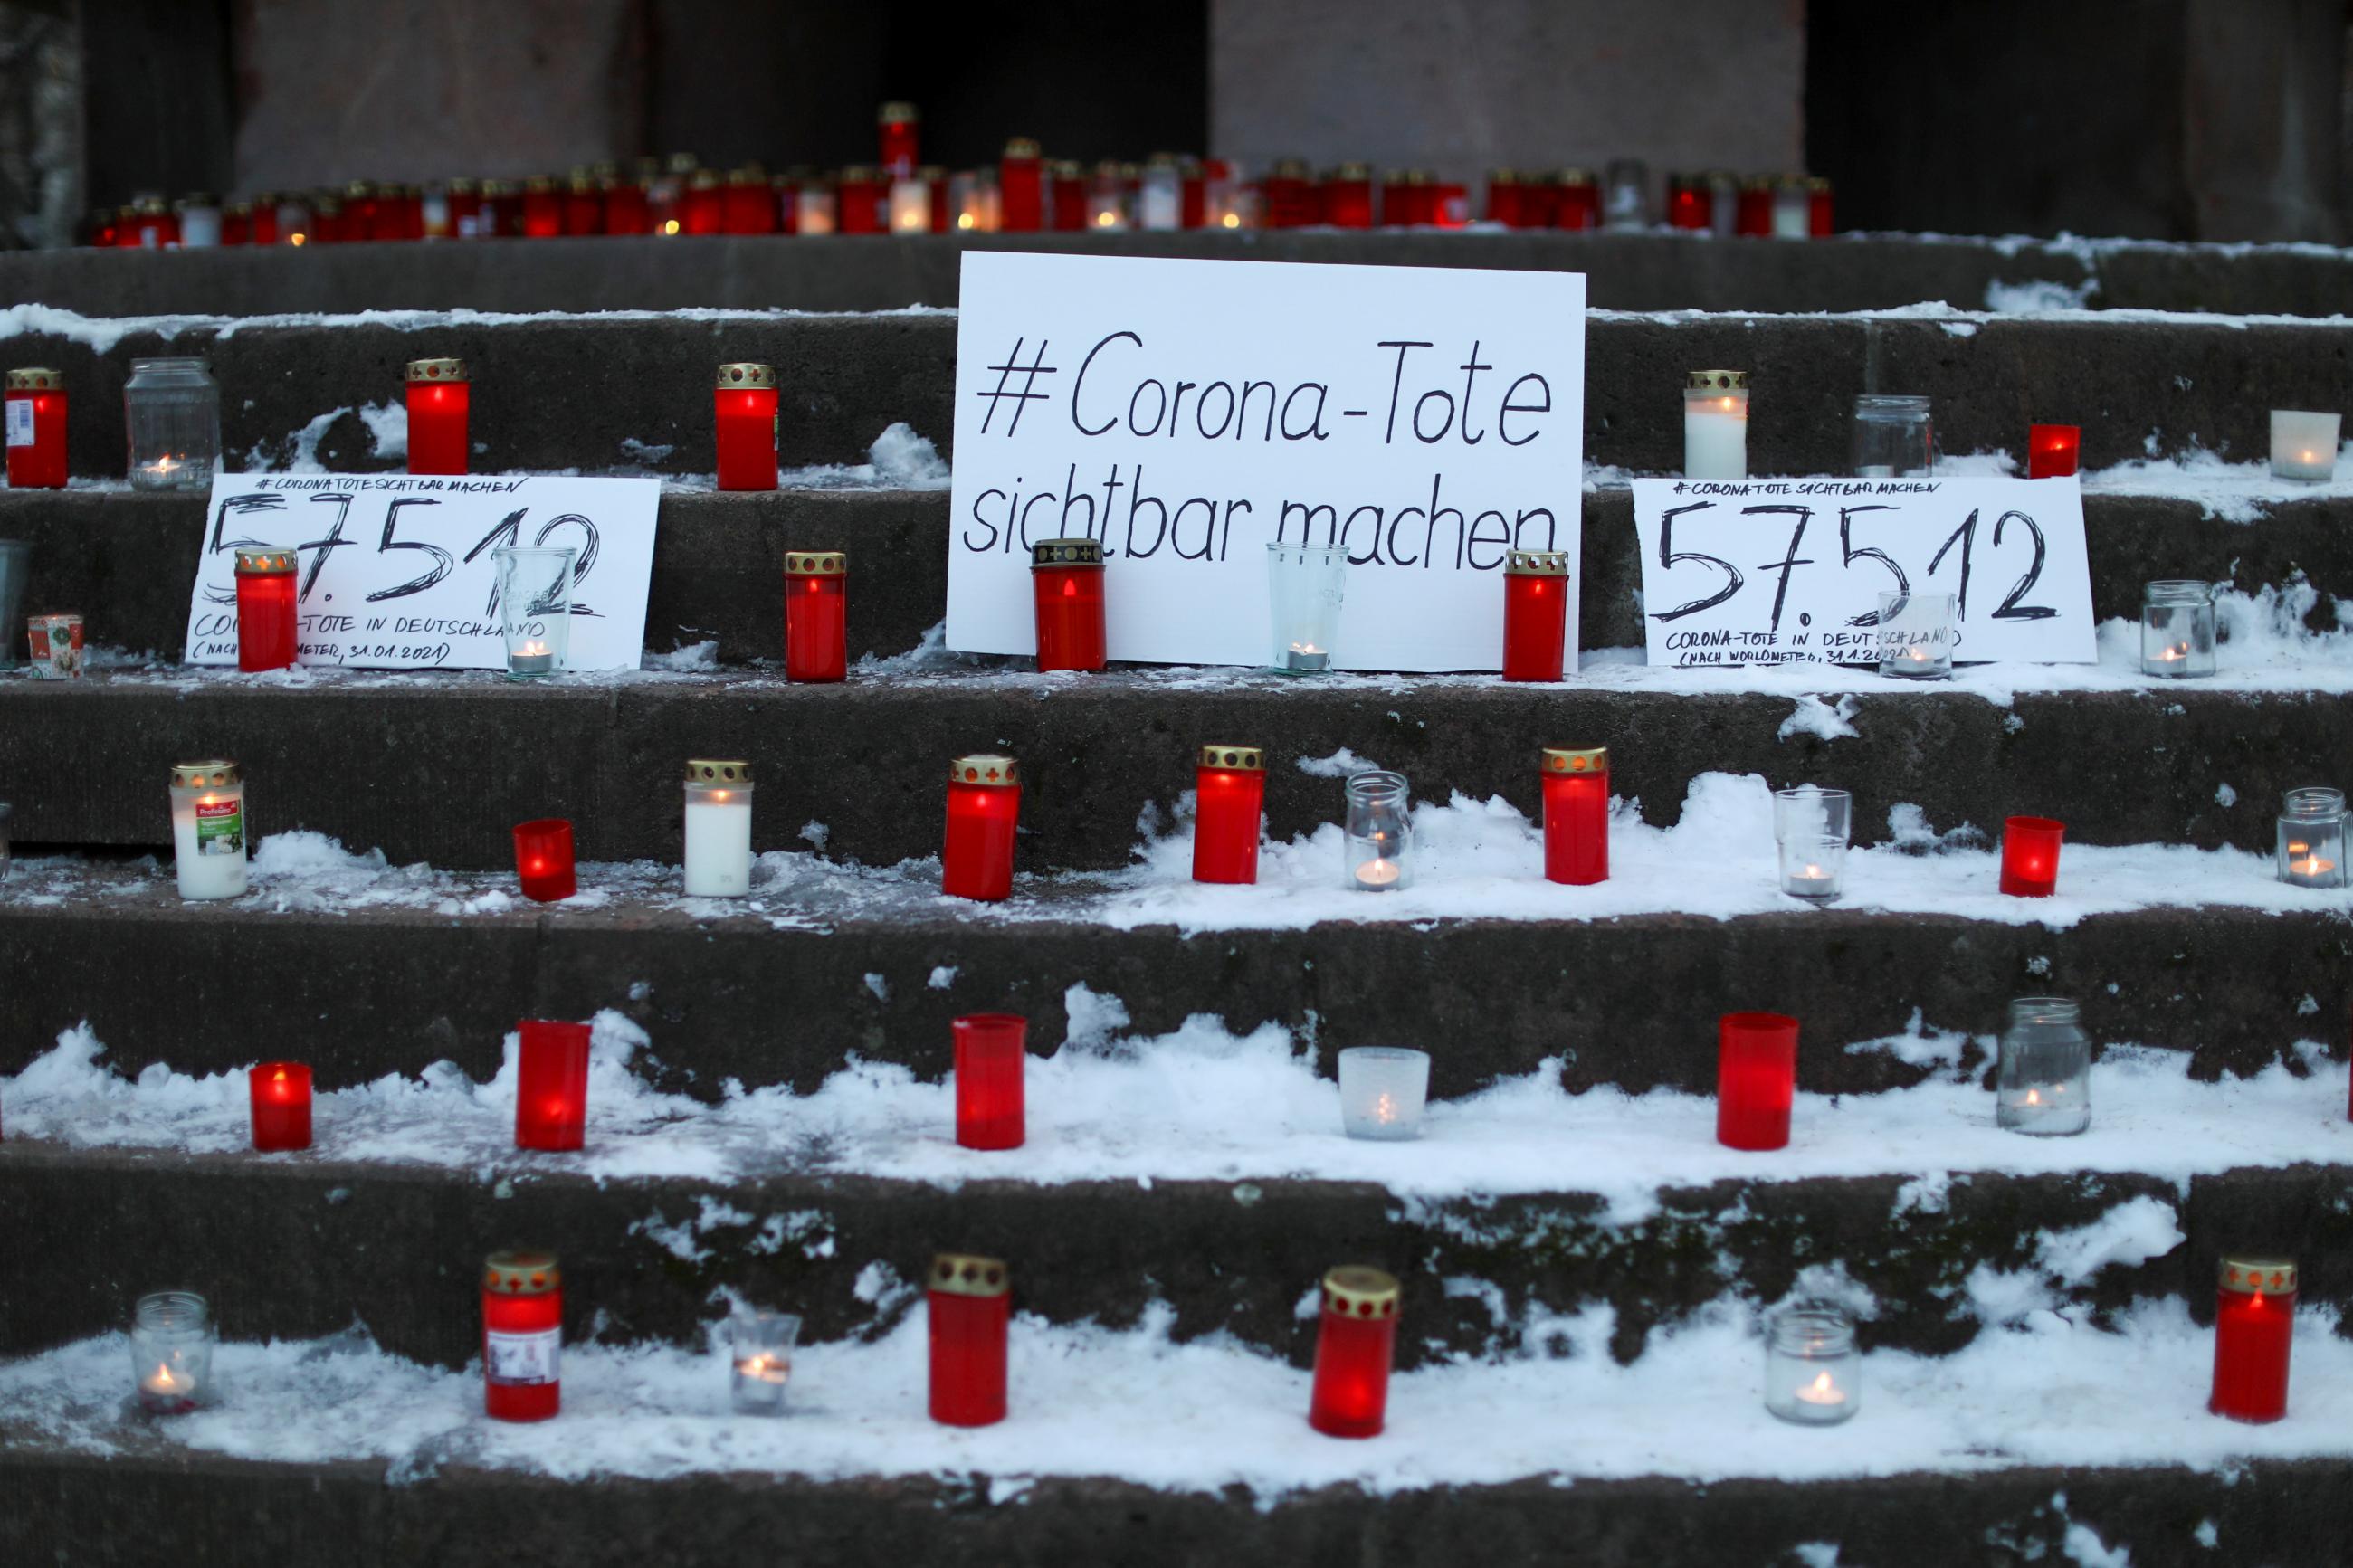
[1793,1370,1847,1406]
[797,191,836,235]
[1771,190,1809,239]
[1353,858,1401,889]
[171,790,249,900]
[1138,176,1180,231]
[888,179,930,233]
[177,207,223,247]
[683,792,753,897]
[2269,410,2339,480]
[1683,402,1748,479]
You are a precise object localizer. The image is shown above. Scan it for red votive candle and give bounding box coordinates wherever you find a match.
[929,1251,1008,1426]
[2027,423,2081,479]
[714,362,778,491]
[1308,1266,1399,1439]
[1667,175,1710,230]
[1541,746,1609,886]
[248,1061,312,1151]
[511,818,576,902]
[603,177,648,236]
[784,550,848,683]
[233,547,300,672]
[1262,159,1317,227]
[1736,176,1773,236]
[1323,164,1375,229]
[563,173,604,236]
[1501,548,1571,681]
[953,1013,1027,1150]
[1050,161,1087,231]
[5,367,67,489]
[1556,170,1600,231]
[878,101,920,179]
[1717,1012,1798,1151]
[1485,169,1522,226]
[520,176,562,239]
[482,1250,562,1422]
[1193,744,1267,885]
[681,170,723,235]
[405,357,471,476]
[515,1020,591,1151]
[1181,157,1205,228]
[1999,816,2066,897]
[837,166,881,234]
[1807,176,1834,237]
[2211,1257,2295,1423]
[722,168,775,235]
[1000,138,1043,232]
[1032,537,1106,671]
[943,755,1021,902]
[1517,175,1561,230]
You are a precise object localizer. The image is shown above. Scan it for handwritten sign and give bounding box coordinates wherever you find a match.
[186,474,660,670]
[947,252,1586,671]
[1630,477,2095,667]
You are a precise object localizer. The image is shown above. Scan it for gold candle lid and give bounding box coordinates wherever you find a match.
[1197,744,1264,772]
[878,101,920,126]
[1688,369,1749,391]
[716,362,776,390]
[1004,137,1042,160]
[5,368,61,392]
[483,1250,560,1295]
[1505,549,1570,577]
[1541,746,1609,774]
[948,755,1019,787]
[1032,537,1104,568]
[685,759,752,784]
[171,760,242,790]
[929,1252,1008,1297]
[405,357,468,384]
[785,551,846,576]
[2218,1257,2297,1295]
[1321,1265,1400,1317]
[233,547,297,575]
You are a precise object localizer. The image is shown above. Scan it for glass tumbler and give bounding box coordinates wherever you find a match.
[124,357,220,491]
[492,546,576,679]
[1851,395,1932,477]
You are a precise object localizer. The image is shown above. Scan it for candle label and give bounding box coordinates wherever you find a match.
[486,1328,560,1384]
[4,398,30,446]
[194,798,243,856]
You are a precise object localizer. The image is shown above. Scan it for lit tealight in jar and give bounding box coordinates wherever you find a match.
[729,1307,802,1416]
[1337,1047,1430,1141]
[130,1290,215,1416]
[1764,1302,1859,1426]
[1343,771,1413,891]
[2276,786,2346,889]
[1996,996,2091,1136]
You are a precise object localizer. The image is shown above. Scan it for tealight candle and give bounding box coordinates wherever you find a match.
[1875,591,1955,680]
[2140,581,2215,678]
[2211,1257,2295,1423]
[1500,549,1571,682]
[943,755,1021,901]
[5,367,67,489]
[248,1061,312,1151]
[405,357,470,476]
[481,1250,562,1421]
[233,547,299,673]
[1998,815,2065,897]
[2275,786,2346,889]
[1540,746,1609,886]
[130,1291,214,1415]
[514,1020,590,1151]
[511,817,577,902]
[1343,771,1414,891]
[714,363,778,491]
[2269,410,2339,481]
[169,760,248,901]
[1717,1012,1798,1151]
[1683,370,1748,480]
[784,550,848,683]
[952,1013,1027,1151]
[1773,787,1852,902]
[1031,537,1107,670]
[2027,423,2080,478]
[683,760,754,898]
[1764,1302,1859,1425]
[729,1307,801,1415]
[929,1252,1010,1427]
[1996,997,2091,1135]
[1308,1266,1399,1438]
[1193,743,1266,884]
[1337,1048,1429,1140]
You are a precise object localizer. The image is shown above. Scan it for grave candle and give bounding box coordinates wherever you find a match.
[723,168,774,235]
[1344,770,1414,891]
[1193,744,1267,884]
[1806,176,1835,235]
[5,368,66,489]
[1666,174,1710,230]
[2211,1258,2295,1423]
[1735,175,1773,236]
[1337,1048,1428,1140]
[2140,581,2216,678]
[928,1252,1009,1426]
[1000,138,1044,231]
[1501,549,1571,682]
[2027,423,2080,479]
[169,761,248,901]
[943,755,1021,902]
[405,357,470,477]
[514,1020,590,1151]
[1050,161,1087,231]
[1139,156,1184,230]
[795,181,835,236]
[729,1307,800,1415]
[249,1061,312,1151]
[1603,158,1649,230]
[2275,786,2346,889]
[1308,1266,1399,1438]
[1484,168,1522,225]
[1771,176,1810,238]
[1203,159,1245,229]
[2269,410,2339,481]
[564,172,605,235]
[481,1250,562,1421]
[1705,170,1739,235]
[837,166,881,234]
[889,176,930,233]
[952,1012,1027,1150]
[1998,816,2065,898]
[520,176,562,238]
[1556,168,1600,231]
[1683,370,1748,480]
[1086,162,1129,231]
[1180,156,1206,227]
[1765,1303,1859,1425]
[130,195,176,247]
[1996,997,2091,1135]
[1032,537,1107,671]
[603,174,648,236]
[233,547,299,672]
[1716,1012,1798,1151]
[510,818,576,902]
[714,362,778,491]
[1541,746,1609,886]
[683,760,754,898]
[1322,163,1374,229]
[878,101,920,180]
[784,551,848,683]
[130,1291,214,1415]
[478,182,516,239]
[682,170,724,235]
[1260,159,1316,227]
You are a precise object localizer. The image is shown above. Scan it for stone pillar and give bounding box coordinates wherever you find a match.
[0,0,81,248]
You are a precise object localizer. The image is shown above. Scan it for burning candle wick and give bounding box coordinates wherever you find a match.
[1794,1370,1845,1404]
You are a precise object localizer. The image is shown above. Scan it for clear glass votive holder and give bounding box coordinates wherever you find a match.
[1343,770,1413,891]
[1337,1047,1430,1140]
[1996,997,2091,1136]
[1850,395,1933,477]
[124,357,220,491]
[492,546,576,679]
[1773,786,1853,902]
[2140,581,2215,678]
[2276,786,2347,889]
[1875,591,1954,679]
[729,1307,801,1415]
[1267,541,1346,673]
[2269,410,2339,481]
[1602,157,1649,230]
[130,1290,215,1415]
[1765,1302,1860,1425]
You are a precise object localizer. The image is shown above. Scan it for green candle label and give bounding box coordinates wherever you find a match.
[195,797,243,857]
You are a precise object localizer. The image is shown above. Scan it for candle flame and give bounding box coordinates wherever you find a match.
[1374,1092,1396,1122]
[957,214,976,231]
[662,219,681,235]
[2024,1088,2040,1106]
[1095,211,1118,228]
[1810,1372,1833,1394]
[147,1361,191,1393]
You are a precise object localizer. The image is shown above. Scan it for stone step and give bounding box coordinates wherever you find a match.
[3,486,2345,668]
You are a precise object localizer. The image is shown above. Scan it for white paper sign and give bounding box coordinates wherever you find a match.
[1630,477,2097,667]
[186,473,660,670]
[947,253,1586,671]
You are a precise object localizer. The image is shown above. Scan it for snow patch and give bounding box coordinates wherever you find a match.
[1777,694,1861,743]
[1295,747,1383,778]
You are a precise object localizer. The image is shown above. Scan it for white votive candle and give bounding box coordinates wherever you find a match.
[1338,1047,1430,1140]
[682,760,754,898]
[169,761,248,901]
[888,178,930,234]
[1683,372,1748,480]
[2269,410,2339,480]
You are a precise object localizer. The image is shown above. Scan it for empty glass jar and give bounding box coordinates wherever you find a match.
[124,357,220,491]
[1851,395,1933,477]
[1267,541,1347,673]
[2276,787,2347,889]
[130,1290,215,1414]
[1996,997,2091,1136]
[1343,770,1413,891]
[1765,1302,1860,1425]
[2140,581,2216,678]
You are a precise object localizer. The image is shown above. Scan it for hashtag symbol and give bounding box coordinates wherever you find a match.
[976,337,1057,436]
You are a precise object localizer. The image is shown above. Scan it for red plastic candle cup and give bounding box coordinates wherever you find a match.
[1807,176,1834,237]
[511,818,576,902]
[2027,423,2081,479]
[481,1250,562,1422]
[1032,537,1107,671]
[1500,548,1571,682]
[928,1251,1009,1426]
[5,368,67,489]
[603,178,649,236]
[1322,165,1375,229]
[1181,160,1206,228]
[878,101,920,179]
[1262,160,1317,228]
[1193,744,1267,885]
[515,1020,591,1151]
[233,547,300,673]
[721,169,775,235]
[2210,1257,2296,1423]
[520,176,562,238]
[1541,746,1610,886]
[1308,1266,1400,1439]
[1736,177,1773,236]
[1484,170,1522,226]
[681,171,723,235]
[1717,1012,1799,1151]
[248,1061,313,1151]
[1050,162,1087,232]
[784,550,848,683]
[562,175,604,236]
[837,168,881,234]
[943,755,1021,902]
[952,1013,1027,1150]
[1999,816,2066,898]
[1517,176,1561,230]
[999,138,1043,232]
[714,362,778,491]
[405,357,470,476]
[1667,176,1710,230]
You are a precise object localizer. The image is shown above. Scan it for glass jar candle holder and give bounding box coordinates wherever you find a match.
[793,182,834,235]
[491,545,575,679]
[1500,548,1570,682]
[0,539,27,666]
[234,547,299,672]
[2027,423,2081,478]
[1999,815,2065,897]
[249,1061,312,1151]
[683,759,754,898]
[1139,156,1185,230]
[2276,786,2346,889]
[1770,176,1811,239]
[1875,590,1955,680]
[929,1252,1009,1427]
[1773,786,1852,903]
[1683,370,1748,480]
[2212,1257,2295,1423]
[1000,138,1043,231]
[1851,394,1932,477]
[131,1290,215,1415]
[482,1250,561,1421]
[1268,541,1346,673]
[1765,1302,1859,1425]
[515,1020,591,1151]
[888,177,930,233]
[169,760,248,901]
[1344,771,1413,892]
[1337,1048,1428,1140]
[952,1012,1027,1151]
[785,550,848,683]
[511,817,577,902]
[1996,996,2091,1136]
[1193,743,1266,884]
[1541,746,1609,886]
[2141,581,2216,678]
[944,755,1021,901]
[5,367,67,489]
[404,357,470,477]
[730,1307,801,1416]
[1602,157,1648,230]
[27,612,83,679]
[1308,1266,1399,1438]
[125,357,219,490]
[1031,537,1106,671]
[1718,1012,1799,1150]
[714,363,778,491]
[2269,411,2339,481]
